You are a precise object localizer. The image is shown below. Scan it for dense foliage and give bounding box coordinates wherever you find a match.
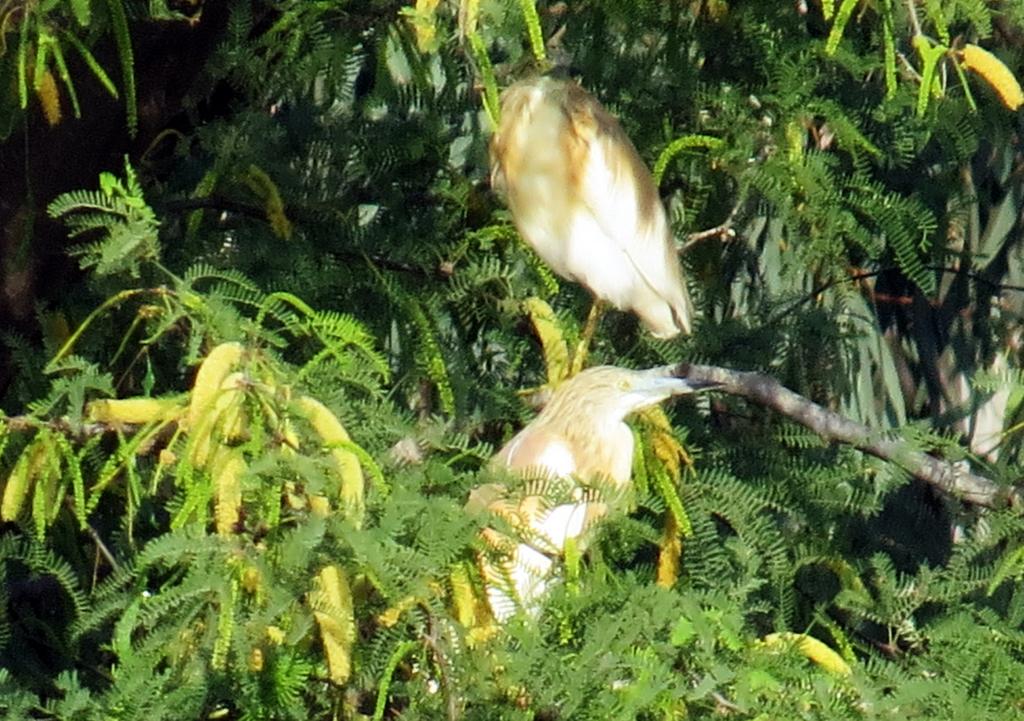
[3,1,1024,719]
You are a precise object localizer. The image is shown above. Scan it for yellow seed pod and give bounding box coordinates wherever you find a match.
[650,428,683,480]
[760,632,852,676]
[961,44,1024,111]
[188,416,220,470]
[88,397,186,425]
[308,494,331,517]
[244,165,292,240]
[188,372,248,469]
[295,396,365,528]
[656,513,682,589]
[36,69,62,126]
[188,342,244,430]
[311,565,356,685]
[1,444,36,521]
[216,373,248,442]
[450,564,477,628]
[642,406,690,477]
[523,297,570,385]
[211,447,246,536]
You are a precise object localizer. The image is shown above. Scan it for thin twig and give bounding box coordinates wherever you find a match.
[769,264,1024,327]
[681,195,745,252]
[160,196,268,221]
[3,415,110,441]
[682,221,737,249]
[896,50,923,81]
[767,269,883,326]
[905,0,923,38]
[161,198,442,277]
[672,363,1022,509]
[64,497,121,573]
[710,691,744,713]
[423,612,463,721]
[84,520,120,571]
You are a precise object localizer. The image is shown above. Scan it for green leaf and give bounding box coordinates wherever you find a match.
[49,41,82,118]
[825,0,861,55]
[881,0,897,99]
[652,134,724,186]
[60,29,119,99]
[669,616,696,646]
[71,0,92,26]
[518,0,546,65]
[467,31,500,129]
[103,0,136,134]
[914,36,948,117]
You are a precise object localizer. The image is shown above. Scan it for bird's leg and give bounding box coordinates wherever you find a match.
[570,299,605,376]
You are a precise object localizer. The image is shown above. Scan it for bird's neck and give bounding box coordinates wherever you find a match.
[537,399,635,485]
[540,394,626,437]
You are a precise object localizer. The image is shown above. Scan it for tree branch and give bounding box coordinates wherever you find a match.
[423,611,463,721]
[672,363,1023,510]
[680,194,744,251]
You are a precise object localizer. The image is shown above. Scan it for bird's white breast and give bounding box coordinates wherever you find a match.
[603,422,636,485]
[534,503,589,551]
[533,439,578,478]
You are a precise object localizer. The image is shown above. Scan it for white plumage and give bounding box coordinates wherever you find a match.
[490,76,694,338]
[469,366,711,620]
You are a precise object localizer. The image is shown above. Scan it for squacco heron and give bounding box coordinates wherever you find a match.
[490,76,694,339]
[468,365,712,620]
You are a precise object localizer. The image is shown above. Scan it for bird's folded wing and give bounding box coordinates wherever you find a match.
[567,94,682,298]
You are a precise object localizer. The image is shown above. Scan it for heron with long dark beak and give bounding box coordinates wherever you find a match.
[490,76,694,339]
[469,365,713,620]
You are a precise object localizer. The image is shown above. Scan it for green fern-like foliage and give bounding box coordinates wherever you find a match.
[47,159,158,278]
[4,1,1024,720]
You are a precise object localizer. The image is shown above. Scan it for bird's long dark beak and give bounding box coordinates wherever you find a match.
[641,365,720,394]
[642,363,721,393]
[679,379,720,392]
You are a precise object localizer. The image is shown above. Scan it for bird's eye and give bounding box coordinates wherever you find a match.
[618,380,631,391]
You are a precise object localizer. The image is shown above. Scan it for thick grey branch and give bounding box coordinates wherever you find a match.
[673,363,1022,510]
